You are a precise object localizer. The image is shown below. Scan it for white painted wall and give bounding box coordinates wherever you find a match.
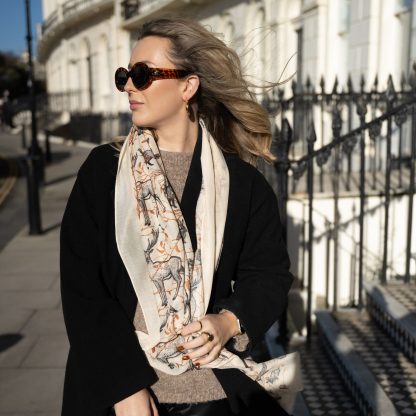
[287,193,416,317]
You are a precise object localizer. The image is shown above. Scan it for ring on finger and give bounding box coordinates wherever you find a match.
[201,331,214,342]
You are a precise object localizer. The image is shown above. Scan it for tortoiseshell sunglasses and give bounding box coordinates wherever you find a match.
[114,61,190,91]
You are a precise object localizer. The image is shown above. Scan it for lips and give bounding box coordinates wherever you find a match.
[129,100,143,110]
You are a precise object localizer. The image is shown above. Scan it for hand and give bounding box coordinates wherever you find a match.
[177,311,240,367]
[113,388,158,416]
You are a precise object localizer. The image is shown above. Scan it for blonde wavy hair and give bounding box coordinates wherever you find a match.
[112,17,283,165]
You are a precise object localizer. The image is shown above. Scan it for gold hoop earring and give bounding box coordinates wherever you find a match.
[185,101,195,122]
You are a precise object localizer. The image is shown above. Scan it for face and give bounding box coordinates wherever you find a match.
[123,35,190,129]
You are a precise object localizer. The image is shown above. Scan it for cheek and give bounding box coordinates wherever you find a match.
[145,81,183,115]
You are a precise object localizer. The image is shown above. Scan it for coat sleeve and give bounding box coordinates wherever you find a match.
[213,168,294,357]
[60,148,158,411]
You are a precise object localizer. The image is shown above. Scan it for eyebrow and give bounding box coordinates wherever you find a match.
[127,60,155,69]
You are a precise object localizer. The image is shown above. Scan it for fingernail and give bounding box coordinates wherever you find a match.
[195,363,200,369]
[177,346,184,352]
[183,355,190,360]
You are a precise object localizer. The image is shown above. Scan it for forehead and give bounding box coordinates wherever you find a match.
[129,36,174,68]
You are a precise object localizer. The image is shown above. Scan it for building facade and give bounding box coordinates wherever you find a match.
[38,0,416,118]
[37,0,416,331]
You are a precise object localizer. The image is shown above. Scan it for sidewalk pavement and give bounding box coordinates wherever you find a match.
[0,136,94,416]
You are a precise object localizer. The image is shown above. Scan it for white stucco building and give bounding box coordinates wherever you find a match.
[38,0,416,117]
[37,0,416,332]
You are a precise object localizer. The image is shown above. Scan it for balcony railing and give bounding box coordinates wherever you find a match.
[62,0,96,19]
[41,10,58,35]
[40,0,110,38]
[121,0,170,20]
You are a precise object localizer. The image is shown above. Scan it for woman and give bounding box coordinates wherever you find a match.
[60,18,298,416]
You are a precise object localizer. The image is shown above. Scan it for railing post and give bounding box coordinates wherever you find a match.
[306,121,316,342]
[275,119,293,237]
[319,76,325,192]
[371,75,379,190]
[275,119,293,344]
[332,104,342,311]
[325,219,331,309]
[346,74,354,192]
[405,101,416,283]
[356,97,368,309]
[381,76,396,284]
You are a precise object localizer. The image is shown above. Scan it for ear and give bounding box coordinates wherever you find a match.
[182,74,200,102]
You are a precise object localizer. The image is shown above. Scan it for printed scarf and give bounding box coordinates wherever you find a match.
[114,120,302,413]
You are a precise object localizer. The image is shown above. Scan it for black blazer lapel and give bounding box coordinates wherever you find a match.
[179,124,202,252]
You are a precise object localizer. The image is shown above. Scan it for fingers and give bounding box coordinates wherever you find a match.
[179,332,219,362]
[177,315,225,366]
[180,319,202,336]
[194,344,222,366]
[179,332,210,351]
[185,339,213,361]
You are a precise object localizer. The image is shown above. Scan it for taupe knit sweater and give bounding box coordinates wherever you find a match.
[133,148,249,403]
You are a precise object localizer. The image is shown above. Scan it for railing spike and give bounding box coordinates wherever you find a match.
[372,74,378,92]
[385,74,397,105]
[332,76,339,94]
[347,74,354,93]
[320,75,325,93]
[360,74,366,93]
[306,75,312,92]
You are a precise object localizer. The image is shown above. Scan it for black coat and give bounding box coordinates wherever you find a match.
[59,129,294,416]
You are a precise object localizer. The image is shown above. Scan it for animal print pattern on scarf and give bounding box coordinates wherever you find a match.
[126,124,302,413]
[129,127,204,371]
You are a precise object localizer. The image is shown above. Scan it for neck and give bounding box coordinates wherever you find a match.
[154,117,199,153]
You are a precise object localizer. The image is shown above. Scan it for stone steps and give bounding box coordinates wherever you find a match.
[316,310,400,416]
[287,334,361,416]
[364,281,416,364]
[315,300,416,416]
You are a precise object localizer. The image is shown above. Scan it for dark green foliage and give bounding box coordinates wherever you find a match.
[0,51,45,99]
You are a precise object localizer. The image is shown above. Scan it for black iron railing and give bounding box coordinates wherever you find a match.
[265,67,416,340]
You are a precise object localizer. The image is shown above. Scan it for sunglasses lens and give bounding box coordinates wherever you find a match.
[130,63,149,89]
[115,68,129,91]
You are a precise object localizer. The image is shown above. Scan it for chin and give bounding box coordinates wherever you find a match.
[131,112,156,129]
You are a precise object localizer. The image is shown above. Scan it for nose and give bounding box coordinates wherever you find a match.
[123,75,135,92]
